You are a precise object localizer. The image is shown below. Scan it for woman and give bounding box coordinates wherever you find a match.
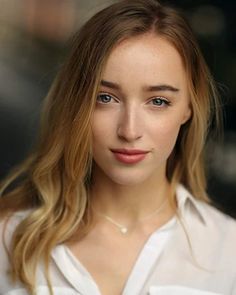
[0,0,236,294]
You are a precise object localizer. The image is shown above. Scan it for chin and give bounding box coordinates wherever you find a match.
[106,170,153,187]
[92,162,159,187]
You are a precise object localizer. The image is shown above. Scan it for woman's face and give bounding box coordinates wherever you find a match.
[91,33,191,186]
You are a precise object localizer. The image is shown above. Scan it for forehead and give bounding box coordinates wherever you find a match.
[101,33,187,91]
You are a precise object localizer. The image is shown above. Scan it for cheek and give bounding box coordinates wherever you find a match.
[91,111,114,145]
[150,117,182,152]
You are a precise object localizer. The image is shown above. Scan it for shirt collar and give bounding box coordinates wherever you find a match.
[175,184,207,225]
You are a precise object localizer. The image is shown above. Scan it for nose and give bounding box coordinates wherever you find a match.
[117,105,142,142]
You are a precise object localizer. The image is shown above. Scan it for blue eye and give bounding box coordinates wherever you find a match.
[97,94,113,104]
[151,97,170,107]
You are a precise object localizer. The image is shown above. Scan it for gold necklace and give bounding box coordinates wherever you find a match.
[94,198,168,234]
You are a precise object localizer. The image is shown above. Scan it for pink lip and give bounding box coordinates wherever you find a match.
[110,149,149,164]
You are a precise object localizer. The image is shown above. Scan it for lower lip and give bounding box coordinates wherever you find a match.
[112,152,147,164]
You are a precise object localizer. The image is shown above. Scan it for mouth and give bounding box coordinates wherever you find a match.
[110,148,149,164]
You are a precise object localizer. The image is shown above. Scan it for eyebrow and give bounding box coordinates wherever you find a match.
[101,80,179,92]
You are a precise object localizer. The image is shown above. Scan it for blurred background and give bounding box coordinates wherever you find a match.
[0,0,235,217]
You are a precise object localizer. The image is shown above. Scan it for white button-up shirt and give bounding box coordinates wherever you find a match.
[1,184,236,295]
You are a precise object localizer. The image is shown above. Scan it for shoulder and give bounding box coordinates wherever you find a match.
[186,197,236,270]
[0,209,30,252]
[0,210,31,237]
[188,194,236,242]
[0,210,31,292]
[177,184,236,237]
[0,209,32,250]
[177,185,236,265]
[197,199,236,234]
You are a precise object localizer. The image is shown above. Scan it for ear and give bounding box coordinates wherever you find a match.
[181,105,192,125]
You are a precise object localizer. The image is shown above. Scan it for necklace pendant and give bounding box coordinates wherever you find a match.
[120,227,128,234]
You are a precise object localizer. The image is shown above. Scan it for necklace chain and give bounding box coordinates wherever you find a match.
[93,198,168,234]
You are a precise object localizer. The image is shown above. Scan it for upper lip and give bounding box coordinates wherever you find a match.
[110,148,149,155]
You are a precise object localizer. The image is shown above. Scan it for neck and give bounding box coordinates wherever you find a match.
[89,169,174,226]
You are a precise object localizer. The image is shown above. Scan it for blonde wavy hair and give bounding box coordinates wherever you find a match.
[0,0,222,293]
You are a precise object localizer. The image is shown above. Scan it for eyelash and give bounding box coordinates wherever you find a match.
[97,93,171,108]
[97,93,117,104]
[150,97,171,107]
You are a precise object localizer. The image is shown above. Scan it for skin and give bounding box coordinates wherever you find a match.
[68,33,192,295]
[90,33,192,226]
